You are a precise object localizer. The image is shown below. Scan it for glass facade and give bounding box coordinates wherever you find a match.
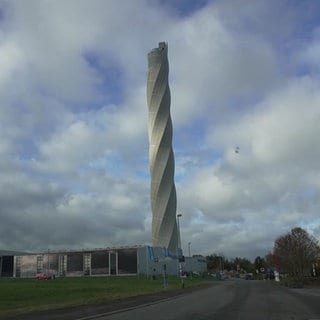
[7,247,140,278]
[118,249,137,274]
[0,256,14,277]
[44,254,59,275]
[67,253,83,272]
[91,251,109,275]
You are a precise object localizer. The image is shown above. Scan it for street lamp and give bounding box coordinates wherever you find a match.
[188,242,191,258]
[176,213,184,287]
[176,213,182,256]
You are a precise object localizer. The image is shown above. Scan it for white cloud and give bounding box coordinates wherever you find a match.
[176,75,320,257]
[0,0,319,260]
[168,3,280,126]
[0,41,23,84]
[35,118,106,173]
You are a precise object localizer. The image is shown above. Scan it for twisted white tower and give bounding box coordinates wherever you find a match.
[147,42,178,252]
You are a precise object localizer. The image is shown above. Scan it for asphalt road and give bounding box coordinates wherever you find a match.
[78,280,320,320]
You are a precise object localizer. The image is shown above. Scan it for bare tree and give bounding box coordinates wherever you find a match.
[273,227,320,280]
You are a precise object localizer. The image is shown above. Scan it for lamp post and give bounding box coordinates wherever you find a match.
[176,213,184,287]
[188,242,191,258]
[177,213,182,256]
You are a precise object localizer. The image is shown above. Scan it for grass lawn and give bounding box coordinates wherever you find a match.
[0,276,205,318]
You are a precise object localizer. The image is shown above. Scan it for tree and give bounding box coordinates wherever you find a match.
[233,257,254,273]
[264,252,274,269]
[207,254,255,273]
[273,227,320,280]
[206,254,225,272]
[254,256,266,273]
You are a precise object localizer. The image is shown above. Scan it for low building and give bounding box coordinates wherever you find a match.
[184,256,207,275]
[1,246,207,278]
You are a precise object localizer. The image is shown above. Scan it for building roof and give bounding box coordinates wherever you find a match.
[0,250,31,256]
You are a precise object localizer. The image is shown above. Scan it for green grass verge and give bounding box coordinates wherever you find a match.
[0,276,205,318]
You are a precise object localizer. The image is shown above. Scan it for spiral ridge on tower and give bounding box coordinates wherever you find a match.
[147,42,178,253]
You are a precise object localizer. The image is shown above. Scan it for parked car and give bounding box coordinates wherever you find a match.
[36,273,51,280]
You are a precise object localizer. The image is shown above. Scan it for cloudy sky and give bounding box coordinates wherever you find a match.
[1,0,320,260]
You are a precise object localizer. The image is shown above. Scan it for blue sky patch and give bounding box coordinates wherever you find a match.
[83,51,125,106]
[158,0,209,17]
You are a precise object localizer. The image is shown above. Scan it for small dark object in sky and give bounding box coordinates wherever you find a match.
[235,146,240,154]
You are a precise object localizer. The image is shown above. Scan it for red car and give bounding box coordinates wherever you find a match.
[35,273,51,280]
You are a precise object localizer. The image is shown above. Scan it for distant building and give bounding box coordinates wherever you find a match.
[0,246,206,278]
